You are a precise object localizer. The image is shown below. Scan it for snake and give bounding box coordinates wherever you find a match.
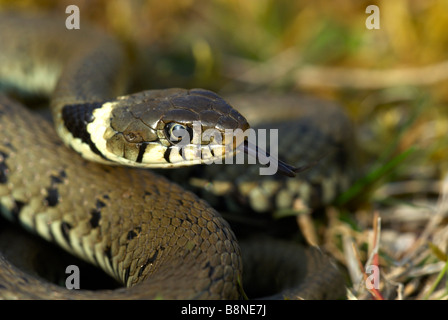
[0,11,354,299]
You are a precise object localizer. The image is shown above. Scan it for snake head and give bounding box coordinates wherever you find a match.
[97,88,250,167]
[80,88,299,175]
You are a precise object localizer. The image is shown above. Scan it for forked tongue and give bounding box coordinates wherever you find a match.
[238,140,314,177]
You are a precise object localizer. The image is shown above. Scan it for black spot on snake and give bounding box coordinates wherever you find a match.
[10,200,25,223]
[137,248,163,278]
[104,246,113,264]
[44,188,59,207]
[50,175,63,185]
[62,102,108,160]
[44,172,66,207]
[126,230,137,240]
[123,267,131,284]
[0,151,9,184]
[58,169,67,179]
[163,147,172,163]
[89,210,101,229]
[136,142,148,163]
[48,222,57,243]
[147,248,161,264]
[90,251,99,267]
[96,199,106,209]
[60,221,73,248]
[204,261,214,278]
[89,200,106,229]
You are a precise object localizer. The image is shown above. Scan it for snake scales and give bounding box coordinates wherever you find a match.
[0,11,354,299]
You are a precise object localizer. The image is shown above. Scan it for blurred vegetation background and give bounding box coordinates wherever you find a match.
[1,0,448,299]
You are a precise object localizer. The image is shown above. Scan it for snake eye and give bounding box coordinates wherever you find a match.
[165,122,192,144]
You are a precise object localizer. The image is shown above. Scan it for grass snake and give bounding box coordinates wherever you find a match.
[0,11,354,299]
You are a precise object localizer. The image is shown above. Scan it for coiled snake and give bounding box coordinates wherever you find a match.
[0,12,354,299]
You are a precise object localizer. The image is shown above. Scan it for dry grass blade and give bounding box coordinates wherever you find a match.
[401,174,448,262]
[294,60,448,89]
[384,174,448,299]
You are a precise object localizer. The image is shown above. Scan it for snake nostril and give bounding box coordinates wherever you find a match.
[124,132,142,143]
[126,132,136,141]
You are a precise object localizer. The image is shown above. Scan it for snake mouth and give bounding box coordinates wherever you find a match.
[239,140,301,177]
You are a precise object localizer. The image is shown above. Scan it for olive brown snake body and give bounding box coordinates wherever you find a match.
[0,11,353,299]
